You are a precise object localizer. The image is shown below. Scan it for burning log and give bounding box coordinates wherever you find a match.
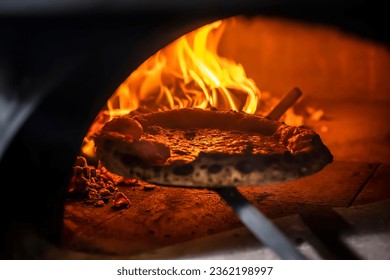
[267,87,302,121]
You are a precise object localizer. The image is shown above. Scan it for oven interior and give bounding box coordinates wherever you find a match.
[0,1,389,259]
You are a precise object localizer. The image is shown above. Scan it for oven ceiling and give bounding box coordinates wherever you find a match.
[0,1,388,44]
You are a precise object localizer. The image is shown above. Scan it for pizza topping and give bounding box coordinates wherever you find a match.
[137,127,288,164]
[101,117,143,142]
[127,140,170,164]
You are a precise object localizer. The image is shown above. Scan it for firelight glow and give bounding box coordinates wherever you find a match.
[82,19,261,157]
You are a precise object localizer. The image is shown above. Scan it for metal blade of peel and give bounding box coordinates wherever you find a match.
[215,187,307,260]
[214,88,306,259]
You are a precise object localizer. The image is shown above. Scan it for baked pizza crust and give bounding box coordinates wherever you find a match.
[94,108,333,187]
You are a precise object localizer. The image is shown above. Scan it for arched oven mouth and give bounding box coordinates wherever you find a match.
[0,1,389,259]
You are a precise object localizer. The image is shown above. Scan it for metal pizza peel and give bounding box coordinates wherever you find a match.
[211,87,307,260]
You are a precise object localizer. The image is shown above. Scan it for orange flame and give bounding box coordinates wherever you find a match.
[82,19,261,158]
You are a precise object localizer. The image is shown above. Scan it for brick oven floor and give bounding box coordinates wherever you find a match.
[61,100,390,260]
[129,199,390,260]
[61,160,390,260]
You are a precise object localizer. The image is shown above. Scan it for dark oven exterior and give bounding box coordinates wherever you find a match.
[0,0,387,259]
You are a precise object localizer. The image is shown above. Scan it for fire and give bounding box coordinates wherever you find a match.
[82,19,262,157]
[123,20,260,114]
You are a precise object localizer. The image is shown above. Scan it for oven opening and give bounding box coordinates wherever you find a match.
[62,15,390,259]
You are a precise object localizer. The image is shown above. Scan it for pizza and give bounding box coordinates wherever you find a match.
[93,108,333,187]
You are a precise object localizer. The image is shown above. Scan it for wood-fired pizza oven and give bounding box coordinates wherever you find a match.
[0,0,389,259]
